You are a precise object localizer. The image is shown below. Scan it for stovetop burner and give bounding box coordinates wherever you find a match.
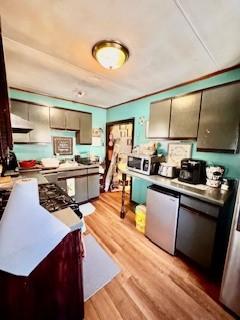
[0,183,82,220]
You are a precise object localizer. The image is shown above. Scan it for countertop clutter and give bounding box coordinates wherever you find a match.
[125,169,231,207]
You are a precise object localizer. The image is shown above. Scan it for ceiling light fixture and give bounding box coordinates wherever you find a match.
[92,40,129,70]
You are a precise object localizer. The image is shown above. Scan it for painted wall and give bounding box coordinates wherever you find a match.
[107,68,240,203]
[10,89,107,161]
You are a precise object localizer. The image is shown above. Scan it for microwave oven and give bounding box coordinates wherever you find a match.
[127,154,160,175]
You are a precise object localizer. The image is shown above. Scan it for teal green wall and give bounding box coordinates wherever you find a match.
[10,68,240,204]
[107,68,240,203]
[10,89,107,161]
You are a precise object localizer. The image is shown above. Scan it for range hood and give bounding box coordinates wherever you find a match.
[11,113,34,133]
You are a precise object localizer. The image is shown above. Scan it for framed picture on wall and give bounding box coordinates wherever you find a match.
[53,136,73,155]
[167,143,192,167]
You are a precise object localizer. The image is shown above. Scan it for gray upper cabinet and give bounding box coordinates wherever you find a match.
[65,110,80,131]
[28,104,51,143]
[11,100,30,143]
[170,92,201,139]
[50,108,66,129]
[148,99,171,138]
[77,113,92,144]
[197,82,240,152]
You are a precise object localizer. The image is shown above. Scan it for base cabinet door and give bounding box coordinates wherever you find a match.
[57,179,67,192]
[87,174,99,199]
[75,176,88,203]
[176,206,217,268]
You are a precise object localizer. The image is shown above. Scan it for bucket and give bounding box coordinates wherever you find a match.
[135,204,146,233]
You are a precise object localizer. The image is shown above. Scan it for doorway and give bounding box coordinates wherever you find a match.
[104,118,134,196]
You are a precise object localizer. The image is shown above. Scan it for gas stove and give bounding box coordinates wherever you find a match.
[0,183,82,220]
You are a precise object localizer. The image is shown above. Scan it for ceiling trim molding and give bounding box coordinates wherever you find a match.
[108,63,240,109]
[9,86,106,109]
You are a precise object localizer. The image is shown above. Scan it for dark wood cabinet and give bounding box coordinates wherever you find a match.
[28,104,51,143]
[197,82,240,153]
[77,113,92,145]
[65,110,80,131]
[0,230,84,320]
[169,92,201,139]
[148,99,171,138]
[49,107,66,130]
[0,26,12,158]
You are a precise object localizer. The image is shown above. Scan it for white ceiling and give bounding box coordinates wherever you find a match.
[1,0,240,108]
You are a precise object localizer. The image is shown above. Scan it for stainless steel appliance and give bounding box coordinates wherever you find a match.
[5,150,18,172]
[145,185,179,254]
[0,183,82,220]
[220,182,240,316]
[158,162,178,178]
[178,158,206,184]
[127,154,160,175]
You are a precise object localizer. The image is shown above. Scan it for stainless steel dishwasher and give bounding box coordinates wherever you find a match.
[145,185,179,255]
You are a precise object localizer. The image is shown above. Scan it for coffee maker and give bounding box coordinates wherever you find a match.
[178,158,206,185]
[5,149,18,172]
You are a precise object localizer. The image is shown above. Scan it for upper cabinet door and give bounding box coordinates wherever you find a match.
[197,83,240,153]
[50,108,66,129]
[65,110,80,131]
[148,99,171,138]
[28,104,51,143]
[77,113,92,145]
[170,92,201,139]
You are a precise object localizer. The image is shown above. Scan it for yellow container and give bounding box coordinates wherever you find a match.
[135,204,147,233]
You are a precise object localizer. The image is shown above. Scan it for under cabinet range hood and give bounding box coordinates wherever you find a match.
[10,113,34,133]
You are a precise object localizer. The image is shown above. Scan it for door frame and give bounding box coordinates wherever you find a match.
[105,118,135,199]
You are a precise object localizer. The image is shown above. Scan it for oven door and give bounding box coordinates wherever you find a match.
[127,155,143,171]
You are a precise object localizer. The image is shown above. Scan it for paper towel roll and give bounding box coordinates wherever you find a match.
[0,178,71,276]
[9,178,39,208]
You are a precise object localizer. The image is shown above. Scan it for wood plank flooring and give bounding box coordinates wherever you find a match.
[84,192,233,320]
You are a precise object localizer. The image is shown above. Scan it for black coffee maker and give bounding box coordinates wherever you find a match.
[178,158,206,185]
[5,149,18,171]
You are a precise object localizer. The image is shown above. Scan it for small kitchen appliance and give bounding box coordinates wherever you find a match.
[127,154,160,175]
[5,150,18,172]
[146,185,179,254]
[178,158,206,185]
[158,162,178,178]
[206,165,225,188]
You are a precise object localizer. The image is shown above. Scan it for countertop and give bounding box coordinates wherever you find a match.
[53,207,82,232]
[124,169,232,207]
[40,163,99,174]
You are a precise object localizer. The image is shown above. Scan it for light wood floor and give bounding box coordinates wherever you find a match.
[84,192,233,320]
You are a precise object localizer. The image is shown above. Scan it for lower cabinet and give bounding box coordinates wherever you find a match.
[75,176,88,203]
[46,168,100,203]
[176,206,217,268]
[56,179,67,192]
[87,174,100,199]
[176,195,220,269]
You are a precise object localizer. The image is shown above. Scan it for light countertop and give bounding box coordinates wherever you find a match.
[40,163,99,174]
[124,169,232,207]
